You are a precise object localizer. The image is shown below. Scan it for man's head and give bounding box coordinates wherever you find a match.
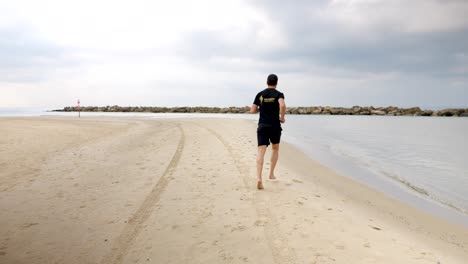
[267,74,278,88]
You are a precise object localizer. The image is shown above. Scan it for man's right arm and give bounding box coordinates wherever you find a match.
[279,98,286,123]
[250,104,258,114]
[251,93,260,113]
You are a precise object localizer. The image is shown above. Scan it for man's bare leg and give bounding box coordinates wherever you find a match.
[256,145,267,189]
[269,144,279,179]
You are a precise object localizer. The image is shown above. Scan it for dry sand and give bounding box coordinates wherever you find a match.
[0,116,467,264]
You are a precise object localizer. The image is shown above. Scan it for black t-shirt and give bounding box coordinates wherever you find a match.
[253,88,284,128]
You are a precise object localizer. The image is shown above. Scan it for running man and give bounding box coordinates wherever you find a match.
[250,74,286,190]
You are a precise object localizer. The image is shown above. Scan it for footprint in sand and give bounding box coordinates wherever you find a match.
[239,256,249,262]
[336,244,345,250]
[254,217,268,226]
[22,223,39,229]
[292,179,303,183]
[231,225,247,232]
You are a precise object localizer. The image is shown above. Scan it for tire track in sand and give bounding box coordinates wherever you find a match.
[201,125,297,264]
[101,124,185,264]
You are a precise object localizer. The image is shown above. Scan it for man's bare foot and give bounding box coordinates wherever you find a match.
[257,181,264,190]
[269,174,276,180]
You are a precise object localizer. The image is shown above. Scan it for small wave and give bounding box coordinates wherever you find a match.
[377,170,468,215]
[379,170,429,196]
[329,142,468,215]
[433,198,467,216]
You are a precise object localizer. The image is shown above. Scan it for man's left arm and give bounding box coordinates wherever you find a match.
[279,94,286,123]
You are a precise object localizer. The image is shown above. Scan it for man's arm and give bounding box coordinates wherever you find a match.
[250,104,259,114]
[279,98,286,123]
[251,93,260,113]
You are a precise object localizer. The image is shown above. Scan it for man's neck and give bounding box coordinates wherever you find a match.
[267,85,276,89]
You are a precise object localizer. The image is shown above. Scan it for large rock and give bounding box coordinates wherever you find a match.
[371,110,386,115]
[228,107,239,113]
[421,110,433,116]
[311,107,322,114]
[402,107,422,115]
[290,108,299,114]
[438,109,463,116]
[330,108,344,115]
[384,106,398,113]
[351,106,361,114]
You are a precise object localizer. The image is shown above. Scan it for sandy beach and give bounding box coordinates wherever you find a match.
[0,117,467,264]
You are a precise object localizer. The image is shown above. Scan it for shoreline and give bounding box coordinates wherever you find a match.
[282,130,468,228]
[2,113,467,224]
[0,116,467,263]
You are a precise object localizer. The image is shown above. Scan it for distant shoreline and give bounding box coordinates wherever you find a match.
[52,105,468,117]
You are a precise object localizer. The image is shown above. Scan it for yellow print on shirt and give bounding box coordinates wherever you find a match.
[263,98,275,103]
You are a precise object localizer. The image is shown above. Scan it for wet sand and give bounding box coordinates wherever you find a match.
[0,117,467,264]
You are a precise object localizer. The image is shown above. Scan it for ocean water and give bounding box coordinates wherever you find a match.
[1,108,467,225]
[282,115,468,226]
[0,107,53,116]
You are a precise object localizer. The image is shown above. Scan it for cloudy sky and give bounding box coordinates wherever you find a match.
[1,0,467,108]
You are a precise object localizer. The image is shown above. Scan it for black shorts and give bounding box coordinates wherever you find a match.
[257,126,282,146]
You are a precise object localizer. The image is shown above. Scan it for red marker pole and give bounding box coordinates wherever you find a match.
[77,99,81,118]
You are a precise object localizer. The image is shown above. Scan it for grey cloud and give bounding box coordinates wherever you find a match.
[252,0,468,76]
[177,0,468,79]
[171,0,468,108]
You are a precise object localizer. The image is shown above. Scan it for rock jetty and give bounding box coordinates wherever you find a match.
[53,105,468,117]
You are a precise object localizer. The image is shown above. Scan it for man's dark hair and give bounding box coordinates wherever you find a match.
[267,74,278,86]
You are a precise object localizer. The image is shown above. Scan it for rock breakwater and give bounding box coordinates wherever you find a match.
[53,105,468,117]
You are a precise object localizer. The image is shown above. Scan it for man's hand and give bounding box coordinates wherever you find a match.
[280,117,285,123]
